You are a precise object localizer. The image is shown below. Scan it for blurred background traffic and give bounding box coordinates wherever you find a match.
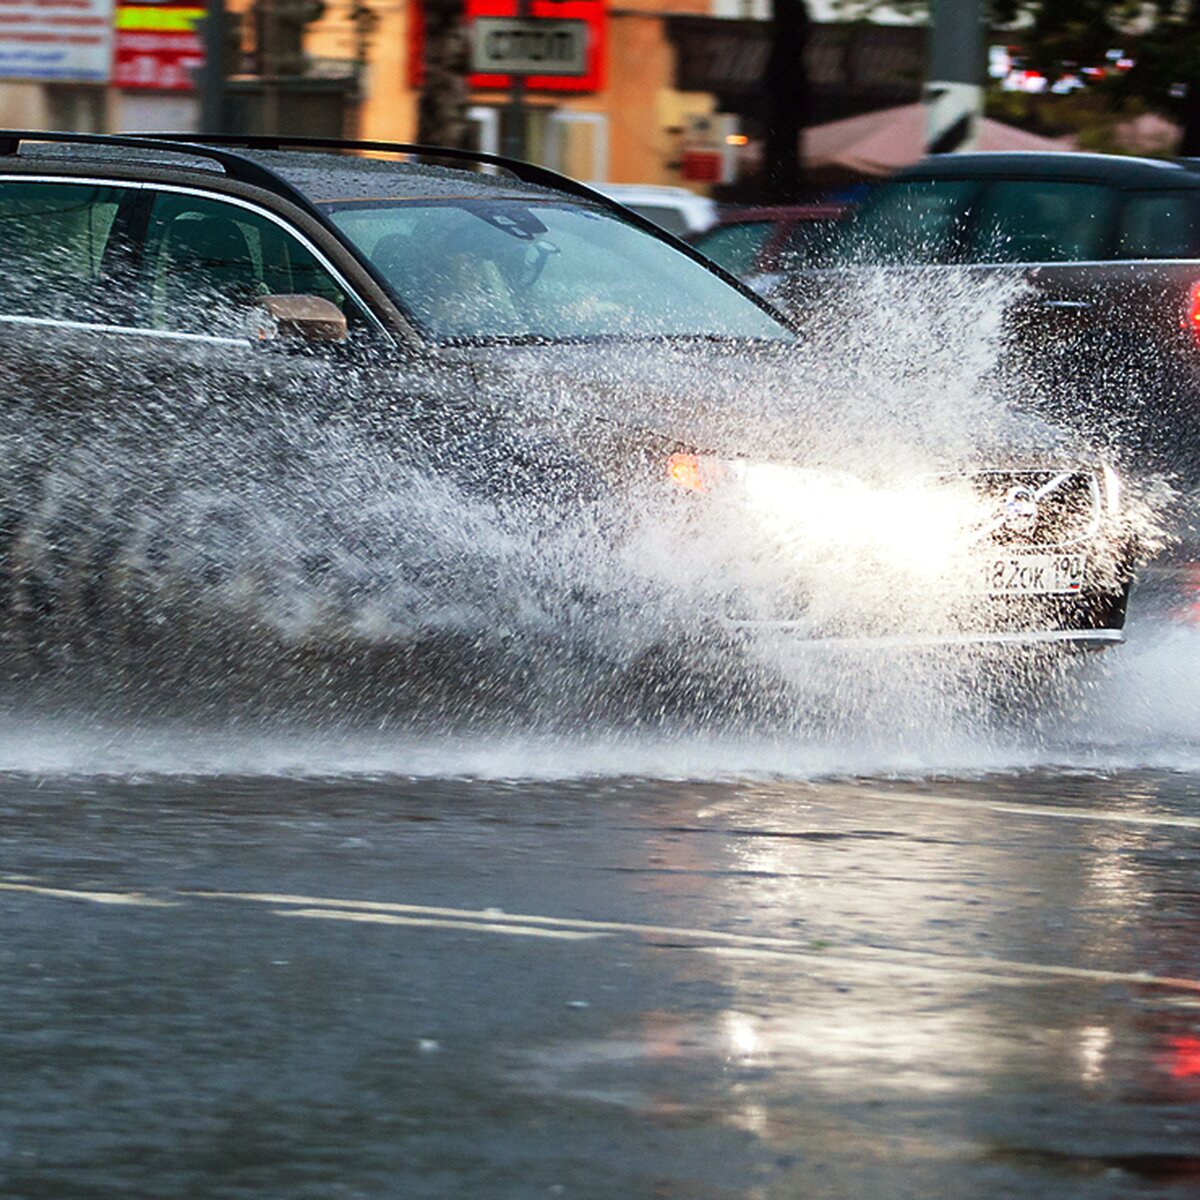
[3,0,1199,214]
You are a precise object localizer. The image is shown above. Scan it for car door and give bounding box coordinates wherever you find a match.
[0,174,399,632]
[0,173,380,420]
[979,180,1200,470]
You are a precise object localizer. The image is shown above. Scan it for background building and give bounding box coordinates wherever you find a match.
[0,0,928,189]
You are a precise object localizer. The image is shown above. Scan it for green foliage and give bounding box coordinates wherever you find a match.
[984,87,1169,155]
[831,0,1200,150]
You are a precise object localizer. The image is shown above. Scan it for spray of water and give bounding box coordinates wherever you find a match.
[0,265,1189,776]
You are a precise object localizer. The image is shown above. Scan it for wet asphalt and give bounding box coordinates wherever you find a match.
[3,761,1200,1199]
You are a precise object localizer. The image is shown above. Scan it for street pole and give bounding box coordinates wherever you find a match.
[262,0,281,136]
[503,77,526,159]
[199,0,227,132]
[762,0,808,201]
[925,0,984,155]
[502,0,529,159]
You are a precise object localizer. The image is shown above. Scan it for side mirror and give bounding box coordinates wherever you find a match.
[256,294,348,343]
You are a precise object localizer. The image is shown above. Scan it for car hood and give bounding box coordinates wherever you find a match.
[446,338,802,456]
[442,338,1091,475]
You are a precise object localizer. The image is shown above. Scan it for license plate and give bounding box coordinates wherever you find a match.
[979,553,1086,595]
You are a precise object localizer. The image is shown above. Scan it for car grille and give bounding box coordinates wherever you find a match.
[720,467,1106,625]
[951,469,1102,548]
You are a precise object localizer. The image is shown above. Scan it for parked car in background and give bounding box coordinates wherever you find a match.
[689,203,850,291]
[590,183,718,237]
[770,152,1200,490]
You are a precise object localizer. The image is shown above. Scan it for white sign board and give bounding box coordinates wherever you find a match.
[0,0,115,82]
[470,17,588,77]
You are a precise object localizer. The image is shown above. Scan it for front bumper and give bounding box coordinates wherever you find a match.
[721,576,1132,653]
[721,623,1124,652]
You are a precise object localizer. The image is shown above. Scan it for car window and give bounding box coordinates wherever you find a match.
[0,180,129,322]
[692,221,772,276]
[324,199,792,344]
[623,204,691,237]
[969,180,1115,263]
[139,192,363,335]
[832,180,978,265]
[779,217,844,269]
[1119,192,1200,258]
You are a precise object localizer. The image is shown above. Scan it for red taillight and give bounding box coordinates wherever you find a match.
[1184,280,1200,339]
[1166,1036,1200,1079]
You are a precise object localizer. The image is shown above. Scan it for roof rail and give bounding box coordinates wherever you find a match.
[2,127,660,237]
[135,132,619,208]
[0,128,304,198]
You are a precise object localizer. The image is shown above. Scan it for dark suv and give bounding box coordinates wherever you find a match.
[0,132,1147,670]
[773,152,1200,483]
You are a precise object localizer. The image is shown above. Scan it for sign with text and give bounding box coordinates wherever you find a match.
[113,1,204,91]
[410,0,604,93]
[470,17,587,77]
[0,0,114,82]
[666,17,925,106]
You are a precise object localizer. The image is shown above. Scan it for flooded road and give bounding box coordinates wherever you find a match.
[3,748,1200,1197]
[1,575,1198,1200]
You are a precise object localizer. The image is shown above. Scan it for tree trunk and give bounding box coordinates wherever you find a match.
[762,0,809,201]
[417,0,471,149]
[1179,90,1200,156]
[1179,0,1200,156]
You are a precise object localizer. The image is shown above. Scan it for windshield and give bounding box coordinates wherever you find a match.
[322,198,792,344]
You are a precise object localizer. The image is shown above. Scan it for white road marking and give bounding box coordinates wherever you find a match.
[276,907,603,940]
[846,788,1200,831]
[0,880,176,907]
[182,890,810,948]
[694,946,1063,989]
[698,945,1200,993]
[188,889,1200,993]
[7,882,1200,993]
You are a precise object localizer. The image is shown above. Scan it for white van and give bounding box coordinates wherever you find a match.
[590,184,719,237]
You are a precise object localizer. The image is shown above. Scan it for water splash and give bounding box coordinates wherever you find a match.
[0,266,1185,771]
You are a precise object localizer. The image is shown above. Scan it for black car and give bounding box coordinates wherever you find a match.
[772,152,1200,487]
[0,132,1147,695]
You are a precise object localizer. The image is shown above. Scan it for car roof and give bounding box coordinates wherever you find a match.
[11,139,575,206]
[896,151,1200,190]
[241,149,576,205]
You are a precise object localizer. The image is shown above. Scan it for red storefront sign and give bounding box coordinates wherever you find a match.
[680,149,720,182]
[113,1,204,91]
[410,0,605,93]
